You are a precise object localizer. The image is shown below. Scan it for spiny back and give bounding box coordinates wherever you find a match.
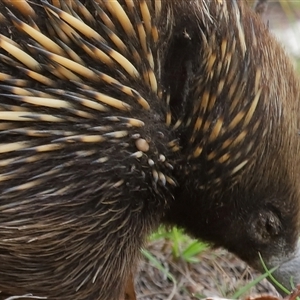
[1,0,299,299]
[0,0,177,299]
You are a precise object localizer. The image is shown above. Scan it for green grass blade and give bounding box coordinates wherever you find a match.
[141,248,177,284]
[259,253,290,295]
[231,265,278,299]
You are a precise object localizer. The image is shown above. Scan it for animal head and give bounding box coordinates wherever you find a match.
[164,0,300,293]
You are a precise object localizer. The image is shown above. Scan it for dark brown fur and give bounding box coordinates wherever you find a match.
[0,0,299,299]
[164,0,300,289]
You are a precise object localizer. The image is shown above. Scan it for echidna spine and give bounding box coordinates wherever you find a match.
[0,1,176,299]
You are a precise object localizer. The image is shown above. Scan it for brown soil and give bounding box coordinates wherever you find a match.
[136,240,279,300]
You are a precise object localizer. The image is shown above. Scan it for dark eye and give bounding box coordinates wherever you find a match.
[249,209,282,243]
[265,213,281,236]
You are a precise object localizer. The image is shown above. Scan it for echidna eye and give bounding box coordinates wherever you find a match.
[250,209,282,243]
[265,214,281,236]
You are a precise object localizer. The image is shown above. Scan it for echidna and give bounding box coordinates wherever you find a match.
[0,0,299,299]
